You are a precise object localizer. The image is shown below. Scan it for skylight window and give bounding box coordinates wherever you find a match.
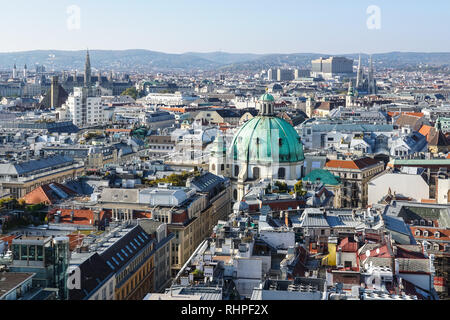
[111,257,119,265]
[117,253,124,261]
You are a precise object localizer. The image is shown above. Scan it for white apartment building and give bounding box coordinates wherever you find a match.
[59,87,104,127]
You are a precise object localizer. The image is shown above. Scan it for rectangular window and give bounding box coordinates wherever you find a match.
[21,245,28,260]
[29,245,36,261]
[37,246,43,261]
[12,244,20,260]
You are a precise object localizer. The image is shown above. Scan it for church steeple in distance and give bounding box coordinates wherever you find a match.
[356,54,362,89]
[84,49,92,86]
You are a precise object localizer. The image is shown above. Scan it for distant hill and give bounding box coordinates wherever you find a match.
[1,50,449,73]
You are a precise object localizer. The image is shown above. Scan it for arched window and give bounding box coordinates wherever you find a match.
[211,164,216,172]
[278,167,286,179]
[253,167,260,179]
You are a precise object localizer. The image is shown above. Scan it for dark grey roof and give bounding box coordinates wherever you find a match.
[0,155,74,176]
[68,253,113,300]
[100,225,153,274]
[215,109,241,118]
[189,172,225,193]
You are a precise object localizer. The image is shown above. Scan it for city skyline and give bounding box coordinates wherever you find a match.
[1,0,450,54]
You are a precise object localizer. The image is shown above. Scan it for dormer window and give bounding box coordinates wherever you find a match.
[415,230,421,236]
[423,230,429,237]
[435,232,440,238]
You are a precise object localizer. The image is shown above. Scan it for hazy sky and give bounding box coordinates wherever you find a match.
[1,0,449,54]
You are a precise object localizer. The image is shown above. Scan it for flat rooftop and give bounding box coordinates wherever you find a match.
[0,272,35,298]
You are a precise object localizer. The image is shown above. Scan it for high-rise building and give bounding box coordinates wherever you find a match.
[294,69,310,79]
[61,87,104,127]
[267,68,277,81]
[12,64,17,79]
[23,64,27,79]
[277,68,295,81]
[311,56,354,78]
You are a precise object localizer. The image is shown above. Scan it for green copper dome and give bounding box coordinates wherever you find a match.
[231,116,304,164]
[302,169,341,186]
[260,93,275,102]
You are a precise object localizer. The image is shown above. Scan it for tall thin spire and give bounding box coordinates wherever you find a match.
[84,49,91,86]
[356,54,362,89]
[368,55,376,94]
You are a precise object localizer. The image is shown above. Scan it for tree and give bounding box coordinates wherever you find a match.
[294,180,307,197]
[121,87,139,100]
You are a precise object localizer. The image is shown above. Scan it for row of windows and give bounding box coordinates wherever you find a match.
[414,230,441,238]
[117,259,153,300]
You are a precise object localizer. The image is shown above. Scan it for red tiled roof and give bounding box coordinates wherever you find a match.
[418,125,434,138]
[388,111,424,118]
[325,157,381,170]
[48,209,109,226]
[421,199,437,204]
[22,183,77,205]
[359,244,391,261]
[134,211,152,219]
[410,226,450,242]
[0,235,17,247]
[68,233,85,251]
[338,237,358,252]
[171,211,189,224]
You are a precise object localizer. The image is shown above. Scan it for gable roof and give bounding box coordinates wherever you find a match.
[68,252,113,300]
[23,183,78,205]
[394,114,423,130]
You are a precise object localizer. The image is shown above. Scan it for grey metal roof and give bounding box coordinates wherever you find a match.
[0,155,74,176]
[189,172,225,193]
[306,123,394,133]
[299,209,330,228]
[383,215,411,236]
